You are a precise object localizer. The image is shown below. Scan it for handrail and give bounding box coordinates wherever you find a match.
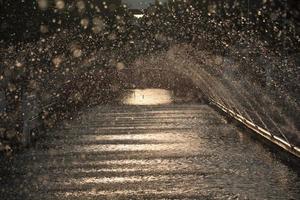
[210,99,300,159]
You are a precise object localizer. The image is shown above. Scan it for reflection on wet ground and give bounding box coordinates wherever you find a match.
[0,89,300,199]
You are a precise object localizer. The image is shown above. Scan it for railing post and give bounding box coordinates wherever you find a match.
[0,90,7,114]
[21,90,40,147]
[0,90,7,142]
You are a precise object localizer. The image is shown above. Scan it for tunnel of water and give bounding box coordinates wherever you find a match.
[0,0,300,199]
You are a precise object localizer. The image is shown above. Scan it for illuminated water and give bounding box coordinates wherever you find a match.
[122,89,173,105]
[0,89,299,199]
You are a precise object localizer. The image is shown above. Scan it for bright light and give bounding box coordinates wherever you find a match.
[122,89,173,105]
[134,14,144,18]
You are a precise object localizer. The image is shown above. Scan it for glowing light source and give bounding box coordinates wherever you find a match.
[122,89,173,105]
[134,14,144,18]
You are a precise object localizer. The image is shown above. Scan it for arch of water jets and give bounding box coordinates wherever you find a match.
[0,0,299,160]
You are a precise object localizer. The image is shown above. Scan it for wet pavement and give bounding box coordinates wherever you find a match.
[0,90,300,199]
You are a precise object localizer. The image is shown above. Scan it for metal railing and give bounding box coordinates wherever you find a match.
[210,99,300,159]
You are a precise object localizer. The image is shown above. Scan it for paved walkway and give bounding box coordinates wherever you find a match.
[1,104,300,199]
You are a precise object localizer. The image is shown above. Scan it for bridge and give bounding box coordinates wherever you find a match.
[1,61,300,199]
[0,88,299,199]
[1,0,300,199]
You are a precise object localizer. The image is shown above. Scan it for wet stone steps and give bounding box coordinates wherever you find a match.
[1,104,300,199]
